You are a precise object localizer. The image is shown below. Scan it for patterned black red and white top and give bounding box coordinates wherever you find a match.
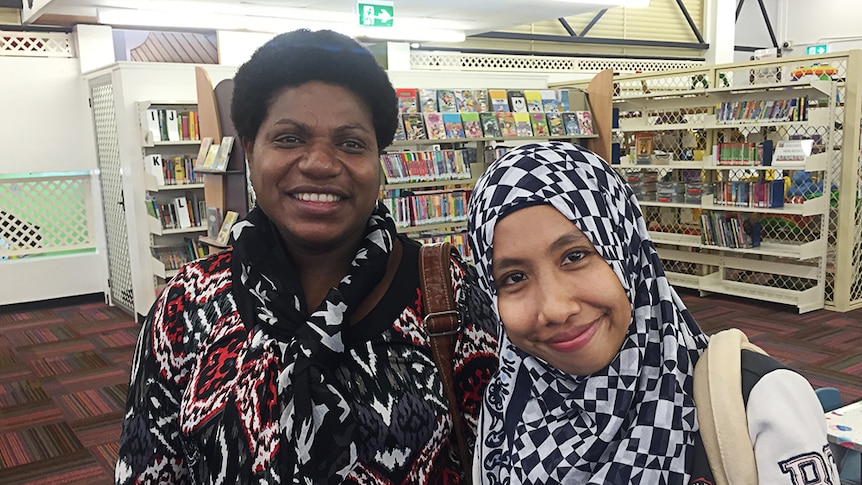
[115,238,498,484]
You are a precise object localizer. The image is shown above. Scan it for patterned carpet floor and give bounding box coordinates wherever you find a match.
[0,291,859,483]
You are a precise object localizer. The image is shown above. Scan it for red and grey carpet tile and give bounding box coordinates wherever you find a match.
[0,291,859,483]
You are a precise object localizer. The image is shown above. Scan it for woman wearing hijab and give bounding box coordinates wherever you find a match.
[115,29,497,484]
[466,141,837,484]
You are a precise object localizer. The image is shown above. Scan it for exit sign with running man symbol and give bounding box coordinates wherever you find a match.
[358,2,394,27]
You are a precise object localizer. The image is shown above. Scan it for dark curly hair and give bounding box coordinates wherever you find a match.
[231,29,398,152]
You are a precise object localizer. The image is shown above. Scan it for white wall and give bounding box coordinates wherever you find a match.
[783,0,862,53]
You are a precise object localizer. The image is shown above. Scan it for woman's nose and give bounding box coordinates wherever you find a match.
[298,140,340,176]
[536,274,581,327]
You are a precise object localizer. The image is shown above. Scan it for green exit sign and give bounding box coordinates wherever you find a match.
[807,44,828,55]
[358,2,394,27]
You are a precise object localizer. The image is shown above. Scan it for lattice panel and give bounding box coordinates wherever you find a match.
[411,51,701,73]
[91,82,135,313]
[615,70,714,97]
[0,176,93,257]
[0,31,74,58]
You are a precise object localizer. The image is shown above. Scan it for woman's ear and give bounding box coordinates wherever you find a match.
[241,137,254,167]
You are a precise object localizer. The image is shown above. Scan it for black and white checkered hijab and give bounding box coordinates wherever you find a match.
[467,141,709,484]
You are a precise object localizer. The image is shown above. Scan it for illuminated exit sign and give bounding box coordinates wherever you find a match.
[807,44,828,55]
[358,2,394,27]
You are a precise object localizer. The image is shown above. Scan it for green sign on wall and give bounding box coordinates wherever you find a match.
[358,2,394,27]
[807,44,828,55]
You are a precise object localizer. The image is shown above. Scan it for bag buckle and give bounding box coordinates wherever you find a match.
[423,310,463,337]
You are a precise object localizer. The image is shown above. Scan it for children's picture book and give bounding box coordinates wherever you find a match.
[542,90,560,113]
[507,90,528,113]
[443,113,465,139]
[557,89,571,112]
[495,112,516,137]
[424,112,447,140]
[403,113,428,140]
[461,112,483,138]
[474,89,490,112]
[193,137,213,171]
[524,90,544,113]
[480,112,502,138]
[455,89,477,112]
[562,112,580,135]
[437,89,457,112]
[393,114,407,141]
[395,88,418,113]
[418,89,437,112]
[577,111,594,135]
[489,89,510,112]
[546,112,565,136]
[216,210,239,246]
[211,136,235,172]
[513,112,534,137]
[530,112,549,137]
[206,206,222,239]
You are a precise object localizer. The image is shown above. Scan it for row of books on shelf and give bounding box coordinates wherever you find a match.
[380,149,475,184]
[699,211,762,249]
[146,154,202,186]
[712,178,785,208]
[146,194,207,230]
[714,141,774,166]
[193,136,235,172]
[414,232,471,261]
[381,190,469,228]
[716,97,808,124]
[152,239,207,271]
[397,88,578,115]
[396,111,593,142]
[145,108,200,142]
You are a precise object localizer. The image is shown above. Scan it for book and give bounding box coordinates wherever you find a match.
[211,136,235,172]
[393,114,407,141]
[424,112,446,140]
[546,112,564,136]
[403,113,428,140]
[173,196,193,228]
[577,111,594,135]
[205,206,222,240]
[507,90,528,113]
[165,109,181,141]
[443,113,465,139]
[524,90,544,112]
[461,112,483,138]
[474,89,490,112]
[488,89,510,112]
[146,154,166,186]
[193,137,214,170]
[216,210,238,246]
[418,89,437,112]
[513,113,534,137]
[562,112,580,135]
[455,89,477,112]
[541,90,560,113]
[530,112,549,136]
[557,90,571,112]
[199,143,220,170]
[437,89,457,112]
[497,112,517,137]
[395,88,418,113]
[480,112,502,138]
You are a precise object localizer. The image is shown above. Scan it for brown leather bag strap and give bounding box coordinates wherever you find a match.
[419,242,472,482]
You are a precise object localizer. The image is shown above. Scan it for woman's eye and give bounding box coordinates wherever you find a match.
[275,134,302,144]
[500,272,526,286]
[341,139,366,151]
[563,250,587,265]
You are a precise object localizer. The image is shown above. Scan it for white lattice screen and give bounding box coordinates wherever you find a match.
[0,174,95,258]
[0,31,74,58]
[411,51,701,73]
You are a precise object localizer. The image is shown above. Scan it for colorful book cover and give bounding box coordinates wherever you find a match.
[212,136,234,172]
[395,88,418,113]
[577,111,594,135]
[546,112,564,136]
[562,112,580,135]
[393,114,407,141]
[193,137,214,170]
[455,89,477,112]
[488,89,510,112]
[530,113,549,137]
[424,112,447,139]
[437,89,457,112]
[418,89,437,112]
[497,112,517,137]
[216,211,238,246]
[474,89,490,112]
[442,113,465,139]
[524,90,544,113]
[541,90,560,113]
[507,90,528,113]
[403,113,428,140]
[513,112,534,137]
[461,112,483,138]
[480,112,502,138]
[557,89,571,112]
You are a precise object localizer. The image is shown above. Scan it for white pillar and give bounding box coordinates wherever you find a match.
[74,24,115,74]
[704,0,736,65]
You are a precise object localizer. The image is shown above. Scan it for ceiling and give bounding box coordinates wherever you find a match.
[21,0,642,39]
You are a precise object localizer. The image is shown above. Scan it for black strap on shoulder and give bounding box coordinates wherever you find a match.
[740,349,790,406]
